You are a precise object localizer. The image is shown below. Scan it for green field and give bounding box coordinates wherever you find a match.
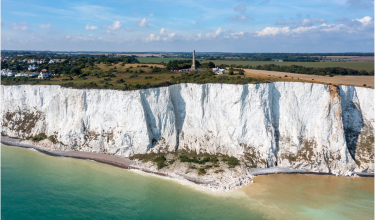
[201,60,374,72]
[137,57,204,63]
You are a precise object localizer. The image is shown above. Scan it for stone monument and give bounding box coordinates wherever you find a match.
[190,50,197,70]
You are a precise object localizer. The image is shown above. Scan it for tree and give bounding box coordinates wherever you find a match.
[207,61,215,68]
[228,67,234,75]
[69,67,82,76]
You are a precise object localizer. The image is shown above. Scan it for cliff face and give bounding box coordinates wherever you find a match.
[2,83,373,174]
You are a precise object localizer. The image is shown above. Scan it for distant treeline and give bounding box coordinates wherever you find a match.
[250,64,374,76]
[207,53,374,62]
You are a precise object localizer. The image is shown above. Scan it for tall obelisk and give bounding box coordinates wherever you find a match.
[191,50,197,70]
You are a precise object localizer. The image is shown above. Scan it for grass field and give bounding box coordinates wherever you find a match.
[3,61,372,89]
[137,57,204,63]
[201,60,374,71]
[2,62,309,89]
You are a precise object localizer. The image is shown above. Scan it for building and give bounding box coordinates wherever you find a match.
[38,69,52,79]
[212,67,226,75]
[275,60,283,62]
[38,59,46,64]
[1,69,15,77]
[0,69,12,76]
[190,50,197,70]
[28,64,38,71]
[28,59,38,63]
[49,60,55,64]
[15,72,29,77]
[27,72,38,77]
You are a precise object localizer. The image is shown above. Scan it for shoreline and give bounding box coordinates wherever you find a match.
[1,137,211,186]
[2,136,373,192]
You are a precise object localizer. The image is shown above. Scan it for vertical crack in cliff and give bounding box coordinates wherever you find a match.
[271,83,281,165]
[169,85,186,151]
[139,90,154,151]
[339,86,365,162]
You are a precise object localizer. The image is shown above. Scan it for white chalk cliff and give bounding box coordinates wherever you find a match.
[2,83,374,175]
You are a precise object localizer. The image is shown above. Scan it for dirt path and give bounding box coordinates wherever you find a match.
[243,69,374,88]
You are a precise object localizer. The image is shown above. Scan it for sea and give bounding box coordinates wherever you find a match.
[2,144,374,220]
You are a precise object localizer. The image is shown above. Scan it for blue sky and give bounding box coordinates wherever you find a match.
[1,0,374,52]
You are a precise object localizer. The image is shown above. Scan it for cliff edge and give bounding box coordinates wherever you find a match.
[2,82,373,175]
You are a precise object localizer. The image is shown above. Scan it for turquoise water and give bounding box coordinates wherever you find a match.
[2,145,374,220]
[1,145,265,220]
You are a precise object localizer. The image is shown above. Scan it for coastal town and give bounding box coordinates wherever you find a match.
[0,57,63,79]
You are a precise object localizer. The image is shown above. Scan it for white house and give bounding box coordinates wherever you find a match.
[28,59,38,63]
[212,67,226,75]
[49,60,55,64]
[27,72,38,77]
[38,69,52,79]
[15,72,29,77]
[28,64,38,71]
[1,69,16,77]
[38,59,46,64]
[5,70,15,77]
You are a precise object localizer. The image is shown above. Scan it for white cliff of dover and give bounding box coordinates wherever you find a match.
[2,82,374,175]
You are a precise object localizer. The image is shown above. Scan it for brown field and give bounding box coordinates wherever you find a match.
[323,56,374,62]
[339,57,374,62]
[89,63,165,72]
[56,53,163,57]
[243,69,374,88]
[117,54,163,57]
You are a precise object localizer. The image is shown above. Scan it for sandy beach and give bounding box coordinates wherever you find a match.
[2,136,372,192]
[1,136,210,186]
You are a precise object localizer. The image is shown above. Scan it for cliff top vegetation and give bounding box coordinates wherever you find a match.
[1,56,373,90]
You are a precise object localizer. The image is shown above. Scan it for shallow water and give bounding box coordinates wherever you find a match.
[1,145,264,220]
[240,174,374,220]
[2,145,374,219]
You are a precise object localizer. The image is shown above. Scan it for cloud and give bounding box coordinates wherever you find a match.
[204,27,224,39]
[257,27,290,36]
[275,18,327,27]
[102,21,122,34]
[311,18,327,24]
[66,35,71,39]
[149,13,154,17]
[346,0,373,9]
[234,5,246,13]
[12,22,29,31]
[89,34,94,37]
[144,28,177,42]
[335,16,373,27]
[137,17,147,27]
[38,23,51,29]
[159,28,166,35]
[257,16,373,36]
[356,16,373,25]
[229,15,249,21]
[106,21,122,30]
[85,25,98,30]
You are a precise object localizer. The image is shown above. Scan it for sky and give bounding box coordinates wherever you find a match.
[1,0,374,52]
